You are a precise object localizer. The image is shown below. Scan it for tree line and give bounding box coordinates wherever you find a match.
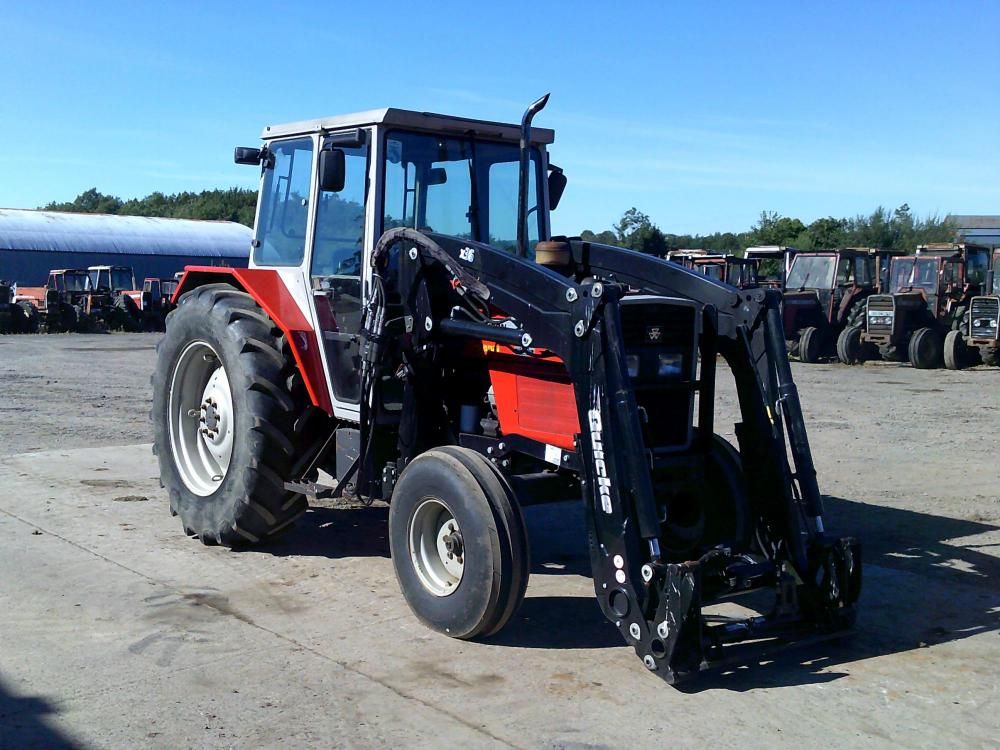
[42,188,258,227]
[43,189,957,257]
[580,204,957,256]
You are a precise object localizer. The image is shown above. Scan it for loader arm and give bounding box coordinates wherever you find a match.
[367,229,860,682]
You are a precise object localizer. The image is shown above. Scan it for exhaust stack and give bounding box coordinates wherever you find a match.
[517,93,550,258]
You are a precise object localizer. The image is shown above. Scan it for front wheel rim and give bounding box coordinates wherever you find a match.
[168,341,234,497]
[408,498,464,596]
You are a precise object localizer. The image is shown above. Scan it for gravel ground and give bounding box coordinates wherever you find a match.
[0,333,996,749]
[0,334,160,455]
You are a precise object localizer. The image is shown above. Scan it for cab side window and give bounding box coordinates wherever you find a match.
[312,143,368,278]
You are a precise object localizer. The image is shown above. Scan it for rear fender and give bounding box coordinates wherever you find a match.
[174,267,333,414]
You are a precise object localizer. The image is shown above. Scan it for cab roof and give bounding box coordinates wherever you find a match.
[261,108,555,145]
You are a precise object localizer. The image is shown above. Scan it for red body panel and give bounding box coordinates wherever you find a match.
[484,343,580,451]
[174,267,333,414]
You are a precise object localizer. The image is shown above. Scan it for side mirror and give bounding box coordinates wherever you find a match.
[548,165,567,211]
[234,147,264,165]
[427,167,448,186]
[319,148,346,193]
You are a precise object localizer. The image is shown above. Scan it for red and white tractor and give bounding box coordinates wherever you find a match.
[152,96,860,683]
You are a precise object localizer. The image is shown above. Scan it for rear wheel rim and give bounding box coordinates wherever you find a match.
[408,498,464,596]
[168,341,234,497]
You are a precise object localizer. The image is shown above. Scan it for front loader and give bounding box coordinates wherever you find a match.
[152,97,860,683]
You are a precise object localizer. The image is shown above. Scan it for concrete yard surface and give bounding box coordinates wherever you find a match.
[0,333,998,749]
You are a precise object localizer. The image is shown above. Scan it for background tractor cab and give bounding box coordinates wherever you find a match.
[779,248,889,363]
[666,250,760,289]
[743,246,797,289]
[13,268,97,333]
[841,244,991,368]
[88,265,145,330]
[943,246,1000,369]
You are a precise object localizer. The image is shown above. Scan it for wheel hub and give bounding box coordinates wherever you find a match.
[168,341,235,496]
[409,499,465,596]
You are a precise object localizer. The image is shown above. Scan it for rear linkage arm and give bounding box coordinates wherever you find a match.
[370,231,860,682]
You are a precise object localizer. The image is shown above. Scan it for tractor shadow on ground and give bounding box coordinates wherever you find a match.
[262,503,391,559]
[0,674,84,749]
[491,497,1000,692]
[685,494,1000,692]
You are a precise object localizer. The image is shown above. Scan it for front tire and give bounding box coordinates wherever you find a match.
[389,447,528,639]
[152,284,307,546]
[798,326,823,363]
[943,330,965,370]
[909,327,943,369]
[836,325,866,365]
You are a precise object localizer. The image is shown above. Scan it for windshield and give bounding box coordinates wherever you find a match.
[254,137,313,267]
[699,263,724,281]
[64,274,90,292]
[111,269,133,291]
[383,131,542,256]
[786,255,836,290]
[890,257,938,293]
[966,248,989,285]
[727,261,756,287]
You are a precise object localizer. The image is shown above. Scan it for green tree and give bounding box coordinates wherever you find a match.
[580,229,620,245]
[805,217,848,249]
[614,207,652,244]
[43,187,259,227]
[748,211,806,246]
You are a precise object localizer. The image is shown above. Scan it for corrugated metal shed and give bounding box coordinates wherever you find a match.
[947,215,1000,246]
[0,209,252,257]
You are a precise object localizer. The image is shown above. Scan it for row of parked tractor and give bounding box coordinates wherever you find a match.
[0,266,179,334]
[668,242,1000,370]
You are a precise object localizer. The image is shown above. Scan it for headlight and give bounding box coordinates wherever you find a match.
[626,354,640,378]
[658,353,684,378]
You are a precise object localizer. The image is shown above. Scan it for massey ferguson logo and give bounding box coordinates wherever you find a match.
[647,325,663,342]
[588,401,614,514]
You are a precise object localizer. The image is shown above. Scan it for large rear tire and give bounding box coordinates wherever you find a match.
[943,330,965,370]
[908,327,943,369]
[152,284,308,546]
[389,447,528,639]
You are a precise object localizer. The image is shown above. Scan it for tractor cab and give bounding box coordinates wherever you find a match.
[844,244,990,369]
[48,269,92,295]
[143,277,162,302]
[780,248,882,362]
[88,265,137,294]
[744,246,797,289]
[217,108,563,416]
[668,251,759,289]
[944,247,1000,369]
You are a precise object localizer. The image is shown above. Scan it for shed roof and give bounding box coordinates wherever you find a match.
[0,209,252,257]
[947,215,1000,230]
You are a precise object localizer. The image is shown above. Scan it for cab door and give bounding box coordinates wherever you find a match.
[309,133,370,405]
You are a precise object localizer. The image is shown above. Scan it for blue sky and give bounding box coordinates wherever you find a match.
[1,1,997,235]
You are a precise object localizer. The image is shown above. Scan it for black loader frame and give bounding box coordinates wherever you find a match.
[340,227,861,683]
